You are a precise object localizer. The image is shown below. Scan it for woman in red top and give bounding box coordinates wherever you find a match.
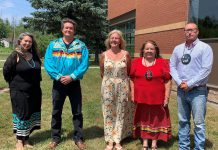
[130,40,172,150]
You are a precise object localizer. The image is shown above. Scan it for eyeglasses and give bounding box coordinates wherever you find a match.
[184,29,197,33]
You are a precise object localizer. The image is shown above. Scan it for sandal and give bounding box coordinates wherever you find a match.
[105,145,113,150]
[151,146,158,150]
[141,146,149,150]
[115,146,124,150]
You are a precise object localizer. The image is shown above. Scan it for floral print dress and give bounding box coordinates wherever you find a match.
[101,52,134,143]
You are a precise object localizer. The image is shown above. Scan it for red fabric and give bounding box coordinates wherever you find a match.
[133,104,172,142]
[130,58,171,105]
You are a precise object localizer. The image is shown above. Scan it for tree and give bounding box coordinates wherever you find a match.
[0,18,11,47]
[198,16,218,38]
[23,0,109,62]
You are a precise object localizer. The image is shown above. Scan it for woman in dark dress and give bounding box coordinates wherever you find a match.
[3,32,42,150]
[130,40,172,150]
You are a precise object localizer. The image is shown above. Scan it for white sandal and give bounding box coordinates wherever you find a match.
[115,146,124,150]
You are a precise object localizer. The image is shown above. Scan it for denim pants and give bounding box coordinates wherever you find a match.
[51,80,83,142]
[177,86,207,150]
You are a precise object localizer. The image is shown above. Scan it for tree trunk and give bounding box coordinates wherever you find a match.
[94,49,99,63]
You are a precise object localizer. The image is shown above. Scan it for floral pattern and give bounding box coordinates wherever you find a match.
[101,54,134,143]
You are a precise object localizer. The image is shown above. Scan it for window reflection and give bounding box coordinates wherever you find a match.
[110,20,135,56]
[189,0,218,38]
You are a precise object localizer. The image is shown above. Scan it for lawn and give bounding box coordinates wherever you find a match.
[0,68,218,150]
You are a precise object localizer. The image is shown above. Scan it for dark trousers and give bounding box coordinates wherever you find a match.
[51,80,83,142]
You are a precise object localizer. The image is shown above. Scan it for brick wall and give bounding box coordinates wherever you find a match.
[136,0,189,30]
[134,0,189,55]
[135,29,185,55]
[108,0,136,20]
[108,0,189,56]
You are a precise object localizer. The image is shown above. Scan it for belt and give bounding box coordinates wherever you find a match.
[189,85,206,91]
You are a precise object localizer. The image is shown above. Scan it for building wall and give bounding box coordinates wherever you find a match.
[202,39,218,87]
[108,0,218,88]
[108,0,136,20]
[134,0,189,56]
[136,0,188,29]
[135,29,185,57]
[108,0,190,56]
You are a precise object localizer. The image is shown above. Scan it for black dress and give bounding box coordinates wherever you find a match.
[3,51,42,140]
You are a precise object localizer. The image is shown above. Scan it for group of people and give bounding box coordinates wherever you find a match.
[100,30,172,150]
[3,17,213,150]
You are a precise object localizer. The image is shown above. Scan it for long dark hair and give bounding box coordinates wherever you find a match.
[17,32,41,64]
[140,40,161,58]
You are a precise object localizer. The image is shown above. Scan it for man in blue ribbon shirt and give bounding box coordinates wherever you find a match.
[170,22,213,150]
[44,18,89,150]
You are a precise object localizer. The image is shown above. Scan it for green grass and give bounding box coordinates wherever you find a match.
[0,53,10,60]
[0,69,218,150]
[0,47,13,53]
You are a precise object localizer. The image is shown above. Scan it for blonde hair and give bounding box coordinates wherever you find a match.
[104,29,126,50]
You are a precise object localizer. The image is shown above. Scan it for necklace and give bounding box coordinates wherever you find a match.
[26,59,36,68]
[181,42,197,65]
[143,58,155,80]
[143,58,155,67]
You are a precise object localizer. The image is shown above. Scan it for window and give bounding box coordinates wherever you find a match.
[110,20,135,56]
[189,0,218,38]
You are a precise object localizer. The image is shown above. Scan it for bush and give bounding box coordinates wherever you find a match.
[34,32,55,57]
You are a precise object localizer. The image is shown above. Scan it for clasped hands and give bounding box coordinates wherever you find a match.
[60,75,73,85]
[179,81,189,90]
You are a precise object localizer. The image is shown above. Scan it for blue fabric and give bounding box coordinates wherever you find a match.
[177,87,207,150]
[170,39,213,88]
[44,38,89,80]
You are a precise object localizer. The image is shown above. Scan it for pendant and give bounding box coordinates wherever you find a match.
[181,54,191,65]
[145,70,152,80]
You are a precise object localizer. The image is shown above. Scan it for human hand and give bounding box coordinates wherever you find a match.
[180,81,189,90]
[130,91,135,102]
[163,98,169,107]
[60,75,73,85]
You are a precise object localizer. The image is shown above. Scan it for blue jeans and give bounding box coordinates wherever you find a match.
[177,86,207,150]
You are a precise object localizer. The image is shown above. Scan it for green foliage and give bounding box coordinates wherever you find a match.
[198,16,218,38]
[4,23,55,57]
[0,18,11,46]
[33,32,55,57]
[24,0,109,60]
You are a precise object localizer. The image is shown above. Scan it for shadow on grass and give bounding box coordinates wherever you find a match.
[66,125,104,140]
[29,129,51,144]
[122,136,137,145]
[159,134,213,149]
[25,129,214,149]
[29,126,104,145]
[83,125,104,139]
[189,134,213,149]
[125,135,177,149]
[158,135,177,148]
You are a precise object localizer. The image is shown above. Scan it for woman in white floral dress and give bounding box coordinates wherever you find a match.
[100,29,134,150]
